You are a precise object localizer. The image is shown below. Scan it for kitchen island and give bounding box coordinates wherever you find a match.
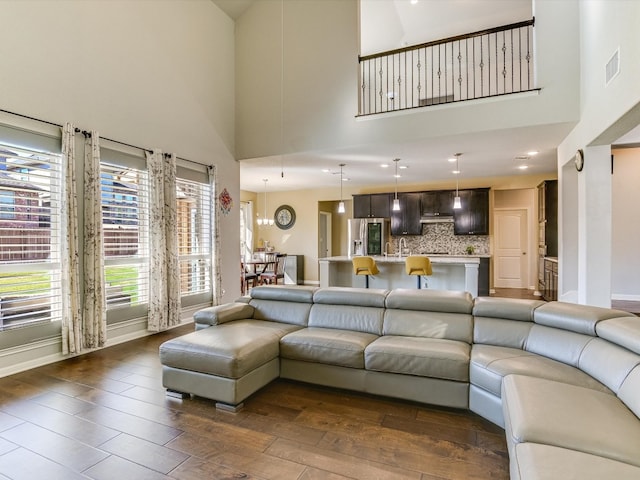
[318,255,487,297]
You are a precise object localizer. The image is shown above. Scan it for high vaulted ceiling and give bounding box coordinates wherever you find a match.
[212,0,637,193]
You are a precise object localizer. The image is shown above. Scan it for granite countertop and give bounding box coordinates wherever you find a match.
[320,255,486,264]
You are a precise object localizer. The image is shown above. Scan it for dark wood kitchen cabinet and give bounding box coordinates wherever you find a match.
[353,193,391,218]
[391,192,422,235]
[453,188,489,235]
[421,190,454,217]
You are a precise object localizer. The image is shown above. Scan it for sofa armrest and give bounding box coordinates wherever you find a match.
[193,302,255,329]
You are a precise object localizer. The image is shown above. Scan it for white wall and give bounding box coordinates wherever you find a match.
[236,0,580,162]
[611,148,640,299]
[360,0,533,56]
[556,0,640,305]
[0,0,241,303]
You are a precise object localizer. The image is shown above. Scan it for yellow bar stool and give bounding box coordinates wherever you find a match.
[352,256,379,288]
[405,256,432,289]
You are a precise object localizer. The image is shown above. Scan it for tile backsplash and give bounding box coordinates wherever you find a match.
[390,222,490,255]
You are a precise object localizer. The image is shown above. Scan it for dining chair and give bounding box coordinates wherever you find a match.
[260,253,287,285]
[241,260,258,295]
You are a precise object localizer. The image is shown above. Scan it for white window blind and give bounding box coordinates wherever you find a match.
[0,143,62,330]
[100,162,149,309]
[176,177,211,296]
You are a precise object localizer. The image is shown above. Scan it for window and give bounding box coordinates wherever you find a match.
[240,201,253,261]
[176,177,211,296]
[0,143,62,330]
[101,162,149,309]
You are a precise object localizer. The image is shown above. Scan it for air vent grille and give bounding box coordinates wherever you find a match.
[605,48,620,86]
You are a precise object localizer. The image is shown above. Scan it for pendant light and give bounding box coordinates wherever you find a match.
[338,163,346,214]
[453,153,462,209]
[256,179,274,226]
[392,158,401,211]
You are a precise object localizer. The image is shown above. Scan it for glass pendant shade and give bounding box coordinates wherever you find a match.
[259,179,273,226]
[338,163,346,214]
[453,153,462,210]
[392,158,401,211]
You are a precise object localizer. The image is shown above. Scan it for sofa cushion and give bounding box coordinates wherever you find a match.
[382,309,472,343]
[159,320,300,379]
[280,327,378,368]
[533,301,634,335]
[524,324,594,367]
[248,285,315,326]
[385,289,473,314]
[309,304,384,335]
[313,287,388,307]
[511,443,640,480]
[596,316,640,355]
[250,285,317,303]
[365,336,470,381]
[471,345,610,397]
[619,364,640,418]
[578,338,640,393]
[473,297,544,322]
[473,317,533,349]
[502,375,640,468]
[193,302,254,328]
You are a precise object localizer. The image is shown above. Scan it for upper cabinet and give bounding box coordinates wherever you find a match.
[453,188,489,235]
[353,193,391,218]
[421,190,454,217]
[391,193,422,235]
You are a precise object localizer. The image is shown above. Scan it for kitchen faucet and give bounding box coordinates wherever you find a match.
[384,242,391,257]
[398,237,408,258]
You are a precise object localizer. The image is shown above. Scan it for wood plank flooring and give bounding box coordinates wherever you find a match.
[0,324,509,480]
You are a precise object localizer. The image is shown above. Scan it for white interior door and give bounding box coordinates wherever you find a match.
[494,209,528,288]
[318,211,331,258]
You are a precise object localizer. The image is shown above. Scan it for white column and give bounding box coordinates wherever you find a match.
[464,262,479,298]
[577,145,612,307]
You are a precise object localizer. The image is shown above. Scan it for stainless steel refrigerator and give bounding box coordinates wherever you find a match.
[348,218,389,257]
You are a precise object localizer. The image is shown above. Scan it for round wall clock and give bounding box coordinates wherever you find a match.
[275,205,296,230]
[574,149,584,172]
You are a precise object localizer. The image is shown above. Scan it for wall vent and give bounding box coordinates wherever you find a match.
[605,48,620,86]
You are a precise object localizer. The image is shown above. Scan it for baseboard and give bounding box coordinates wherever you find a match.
[611,293,640,302]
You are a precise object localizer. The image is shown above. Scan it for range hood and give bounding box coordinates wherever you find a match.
[420,216,454,224]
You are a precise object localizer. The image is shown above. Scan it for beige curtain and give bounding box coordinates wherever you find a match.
[147,150,181,331]
[60,123,82,355]
[82,131,106,348]
[208,165,222,305]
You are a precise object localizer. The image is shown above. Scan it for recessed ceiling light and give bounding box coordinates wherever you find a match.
[452,169,460,174]
[411,0,418,4]
[321,169,330,173]
[448,157,457,162]
[399,165,408,169]
[518,165,529,170]
[527,151,539,156]
[381,164,390,168]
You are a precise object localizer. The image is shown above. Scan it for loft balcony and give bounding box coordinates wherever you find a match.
[358,18,538,116]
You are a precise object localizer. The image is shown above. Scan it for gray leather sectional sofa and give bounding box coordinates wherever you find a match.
[159,286,640,479]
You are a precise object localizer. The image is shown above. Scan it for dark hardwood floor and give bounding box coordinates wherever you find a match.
[0,324,509,480]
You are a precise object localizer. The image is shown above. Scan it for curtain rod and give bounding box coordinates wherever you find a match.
[0,107,206,167]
